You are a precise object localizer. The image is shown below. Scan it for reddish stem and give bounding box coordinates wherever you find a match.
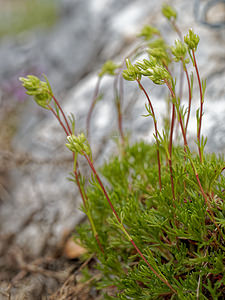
[51,93,72,135]
[86,77,101,141]
[47,93,177,291]
[179,62,184,101]
[48,104,87,210]
[48,103,105,252]
[168,158,176,205]
[167,82,188,149]
[165,79,192,200]
[161,84,223,241]
[95,233,104,254]
[165,81,176,203]
[183,66,192,135]
[195,174,223,239]
[74,160,104,253]
[48,105,86,209]
[192,49,203,163]
[83,152,176,293]
[137,79,162,191]
[169,103,176,158]
[165,73,222,241]
[83,152,121,223]
[48,105,69,136]
[73,168,86,209]
[165,81,176,154]
[130,240,176,293]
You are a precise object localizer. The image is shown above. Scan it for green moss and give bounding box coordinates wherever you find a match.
[76,142,225,299]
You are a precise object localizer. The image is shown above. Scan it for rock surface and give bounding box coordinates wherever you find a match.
[0,0,225,297]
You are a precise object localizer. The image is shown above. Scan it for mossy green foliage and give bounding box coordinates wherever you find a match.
[76,142,225,299]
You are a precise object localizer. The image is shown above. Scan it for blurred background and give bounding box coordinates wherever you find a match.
[0,0,225,298]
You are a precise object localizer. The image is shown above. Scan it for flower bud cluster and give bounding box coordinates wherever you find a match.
[66,133,92,158]
[171,40,189,64]
[19,75,52,109]
[162,4,177,21]
[138,25,160,41]
[146,37,171,67]
[184,29,200,51]
[123,57,171,85]
[148,47,171,67]
[98,60,119,78]
[122,59,142,81]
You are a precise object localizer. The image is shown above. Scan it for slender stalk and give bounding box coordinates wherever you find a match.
[166,78,190,197]
[48,102,87,212]
[86,77,101,141]
[169,19,184,117]
[192,49,203,163]
[165,84,223,241]
[164,81,177,152]
[73,169,87,209]
[164,80,176,203]
[73,158,104,253]
[179,62,184,101]
[195,174,223,239]
[165,81,188,148]
[136,79,162,191]
[119,74,125,144]
[48,103,104,253]
[130,240,177,293]
[95,234,104,253]
[83,152,121,223]
[165,85,224,243]
[114,73,125,145]
[183,65,192,135]
[163,64,172,78]
[169,101,176,158]
[171,20,182,40]
[47,105,69,136]
[114,43,152,143]
[86,208,104,254]
[82,151,176,294]
[165,92,224,241]
[168,150,176,204]
[50,93,72,135]
[48,103,87,211]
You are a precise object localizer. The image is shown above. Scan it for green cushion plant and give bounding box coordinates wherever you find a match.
[20,4,225,299]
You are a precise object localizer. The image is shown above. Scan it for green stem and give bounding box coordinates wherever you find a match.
[87,210,104,253]
[48,103,104,253]
[114,73,125,145]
